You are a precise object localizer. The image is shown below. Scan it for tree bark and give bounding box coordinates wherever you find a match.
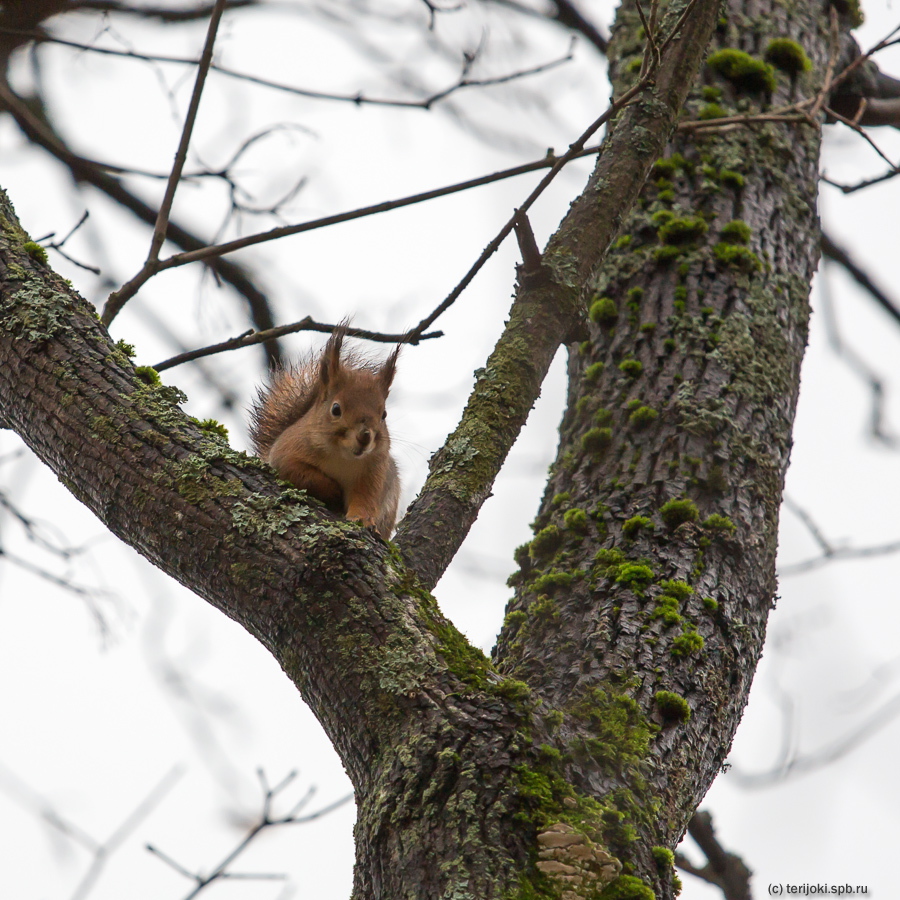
[0,0,845,897]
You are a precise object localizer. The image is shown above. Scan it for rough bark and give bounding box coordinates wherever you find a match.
[495,0,833,893]
[0,0,846,898]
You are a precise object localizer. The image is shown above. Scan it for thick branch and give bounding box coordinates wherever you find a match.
[394,0,722,590]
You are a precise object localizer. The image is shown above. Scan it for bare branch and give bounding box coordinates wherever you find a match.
[675,811,753,900]
[731,691,900,787]
[820,231,900,326]
[152,318,440,373]
[103,0,228,324]
[4,27,574,111]
[67,0,258,21]
[147,769,352,900]
[817,254,899,448]
[395,0,722,587]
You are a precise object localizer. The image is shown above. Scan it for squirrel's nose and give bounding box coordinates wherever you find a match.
[358,429,372,447]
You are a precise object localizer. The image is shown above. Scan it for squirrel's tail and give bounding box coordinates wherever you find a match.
[249,362,319,458]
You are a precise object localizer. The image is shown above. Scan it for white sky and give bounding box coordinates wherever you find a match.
[1,2,900,898]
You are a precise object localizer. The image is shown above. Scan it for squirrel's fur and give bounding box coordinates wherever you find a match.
[250,324,401,538]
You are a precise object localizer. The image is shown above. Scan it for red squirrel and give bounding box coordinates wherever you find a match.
[250,324,401,539]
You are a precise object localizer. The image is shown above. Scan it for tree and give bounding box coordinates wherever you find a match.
[1,0,896,898]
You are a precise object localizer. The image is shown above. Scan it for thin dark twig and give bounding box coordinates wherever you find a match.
[117,142,603,276]
[147,769,352,900]
[2,28,574,111]
[152,319,440,372]
[103,0,228,325]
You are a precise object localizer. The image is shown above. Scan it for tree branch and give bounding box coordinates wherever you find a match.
[394,0,722,589]
[675,811,753,900]
[103,0,228,324]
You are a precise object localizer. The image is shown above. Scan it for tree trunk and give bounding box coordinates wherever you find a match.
[0,0,845,897]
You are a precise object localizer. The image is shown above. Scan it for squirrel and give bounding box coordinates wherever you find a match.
[249,323,401,539]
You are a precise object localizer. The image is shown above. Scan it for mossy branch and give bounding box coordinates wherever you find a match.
[394,0,722,590]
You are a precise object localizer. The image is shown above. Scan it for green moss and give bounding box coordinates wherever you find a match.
[590,296,619,327]
[599,874,655,900]
[585,361,605,383]
[658,215,708,246]
[698,102,728,120]
[654,691,691,723]
[720,220,752,244]
[618,358,643,378]
[615,234,633,249]
[622,516,653,539]
[504,609,528,630]
[639,323,656,333]
[834,0,863,27]
[660,499,699,529]
[663,338,677,352]
[701,85,722,101]
[564,508,589,534]
[530,571,573,594]
[594,408,613,426]
[658,580,692,600]
[594,548,627,571]
[652,158,678,179]
[196,418,229,441]
[628,406,658,427]
[650,595,681,627]
[530,525,563,561]
[702,596,719,612]
[703,514,736,533]
[764,38,812,75]
[653,245,685,264]
[134,365,161,386]
[583,427,613,453]
[707,48,777,93]
[23,241,48,264]
[657,189,675,203]
[551,492,571,507]
[114,339,136,359]
[652,846,676,868]
[672,630,705,658]
[719,169,745,189]
[614,563,655,586]
[496,678,531,701]
[531,594,561,618]
[713,242,762,271]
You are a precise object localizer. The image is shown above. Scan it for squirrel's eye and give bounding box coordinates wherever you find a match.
[331,402,341,417]
[381,410,387,420]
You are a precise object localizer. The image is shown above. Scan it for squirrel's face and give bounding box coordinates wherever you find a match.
[325,377,389,459]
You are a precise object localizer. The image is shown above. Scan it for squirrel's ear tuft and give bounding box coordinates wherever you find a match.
[320,320,350,386]
[380,341,402,392]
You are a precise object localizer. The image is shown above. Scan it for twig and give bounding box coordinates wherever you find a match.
[3,27,574,111]
[147,768,352,900]
[821,166,900,193]
[102,0,228,325]
[0,77,283,366]
[820,231,900,326]
[824,105,899,170]
[730,690,900,786]
[407,73,652,340]
[107,143,602,278]
[152,319,440,373]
